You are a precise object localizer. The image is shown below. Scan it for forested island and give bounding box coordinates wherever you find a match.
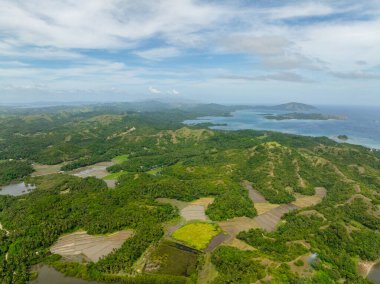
[0,102,379,284]
[263,112,347,121]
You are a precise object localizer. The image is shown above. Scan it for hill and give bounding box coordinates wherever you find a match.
[254,102,317,112]
[0,103,379,284]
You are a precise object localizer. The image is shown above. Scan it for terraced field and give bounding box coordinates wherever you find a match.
[71,162,114,179]
[50,230,134,262]
[254,204,299,231]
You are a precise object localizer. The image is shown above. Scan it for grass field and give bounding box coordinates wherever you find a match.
[112,154,129,164]
[102,171,127,180]
[147,167,162,175]
[172,222,221,250]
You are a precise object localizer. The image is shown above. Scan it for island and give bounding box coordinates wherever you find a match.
[263,112,347,121]
[337,135,349,140]
[253,102,318,112]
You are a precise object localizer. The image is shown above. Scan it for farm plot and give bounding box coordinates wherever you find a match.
[172,223,220,250]
[144,240,199,277]
[32,164,62,176]
[50,230,133,262]
[218,217,259,238]
[71,162,114,179]
[254,204,299,231]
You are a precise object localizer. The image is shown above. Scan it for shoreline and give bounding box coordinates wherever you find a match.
[358,259,380,277]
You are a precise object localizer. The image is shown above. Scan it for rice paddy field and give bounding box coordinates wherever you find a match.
[144,240,199,277]
[50,230,134,262]
[172,223,221,250]
[71,162,114,179]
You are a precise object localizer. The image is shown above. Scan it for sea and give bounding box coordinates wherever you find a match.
[184,105,380,149]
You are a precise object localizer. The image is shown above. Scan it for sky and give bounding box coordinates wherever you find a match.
[0,0,380,105]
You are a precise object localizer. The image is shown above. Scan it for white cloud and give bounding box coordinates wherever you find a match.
[1,0,380,103]
[148,86,161,94]
[0,0,226,49]
[168,89,180,95]
[219,72,313,83]
[268,3,334,19]
[135,47,180,60]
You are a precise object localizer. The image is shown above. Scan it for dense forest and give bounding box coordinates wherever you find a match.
[0,102,379,283]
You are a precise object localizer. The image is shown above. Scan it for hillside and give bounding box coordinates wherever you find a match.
[0,104,379,284]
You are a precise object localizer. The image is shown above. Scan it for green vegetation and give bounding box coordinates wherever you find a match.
[211,246,265,283]
[0,174,176,283]
[238,228,308,262]
[102,171,127,180]
[172,223,221,250]
[0,103,379,283]
[338,134,349,140]
[112,154,129,164]
[0,160,33,185]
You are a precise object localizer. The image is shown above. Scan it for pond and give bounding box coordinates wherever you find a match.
[30,265,104,284]
[368,263,380,284]
[0,182,35,196]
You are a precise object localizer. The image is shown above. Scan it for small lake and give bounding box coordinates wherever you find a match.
[0,182,35,196]
[368,263,380,284]
[30,265,104,284]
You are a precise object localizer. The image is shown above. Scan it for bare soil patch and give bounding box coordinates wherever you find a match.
[32,164,62,176]
[50,230,133,262]
[255,203,280,215]
[254,204,299,232]
[292,187,326,208]
[191,197,214,208]
[243,181,268,203]
[218,217,259,238]
[71,162,114,179]
[181,205,208,221]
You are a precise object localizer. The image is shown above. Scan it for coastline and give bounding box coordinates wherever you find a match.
[184,107,380,150]
[358,259,380,277]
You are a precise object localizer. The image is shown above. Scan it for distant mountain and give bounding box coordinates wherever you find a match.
[253,102,317,112]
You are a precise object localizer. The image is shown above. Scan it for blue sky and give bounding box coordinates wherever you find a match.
[0,0,380,105]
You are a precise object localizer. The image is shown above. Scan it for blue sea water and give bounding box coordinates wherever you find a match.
[184,105,380,149]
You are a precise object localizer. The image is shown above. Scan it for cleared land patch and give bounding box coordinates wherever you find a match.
[181,204,208,221]
[218,217,259,238]
[172,223,221,250]
[191,197,214,208]
[71,162,114,179]
[50,230,133,262]
[156,197,214,221]
[254,204,299,231]
[254,203,280,215]
[244,181,268,204]
[292,187,326,208]
[32,164,62,176]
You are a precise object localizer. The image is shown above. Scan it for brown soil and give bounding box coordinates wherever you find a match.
[50,230,133,262]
